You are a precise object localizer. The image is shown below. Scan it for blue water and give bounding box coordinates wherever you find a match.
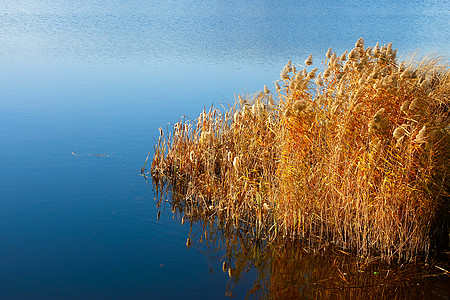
[1,1,449,298]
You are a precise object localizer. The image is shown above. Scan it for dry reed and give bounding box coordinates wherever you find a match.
[147,39,450,262]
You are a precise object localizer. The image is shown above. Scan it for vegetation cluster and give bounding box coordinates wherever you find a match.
[147,39,450,261]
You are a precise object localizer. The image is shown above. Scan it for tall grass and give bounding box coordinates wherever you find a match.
[148,39,450,261]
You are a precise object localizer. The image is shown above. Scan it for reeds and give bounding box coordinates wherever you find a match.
[147,39,450,262]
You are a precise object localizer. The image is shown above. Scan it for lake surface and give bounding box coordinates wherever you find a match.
[1,1,449,299]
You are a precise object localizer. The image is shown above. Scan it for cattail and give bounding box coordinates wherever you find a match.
[157,211,161,219]
[159,127,163,137]
[228,268,233,278]
[181,216,185,225]
[305,54,313,66]
[186,238,191,247]
[189,151,195,162]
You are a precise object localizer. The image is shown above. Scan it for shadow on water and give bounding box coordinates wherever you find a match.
[147,177,450,299]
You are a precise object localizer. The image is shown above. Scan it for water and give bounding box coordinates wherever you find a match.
[1,1,449,298]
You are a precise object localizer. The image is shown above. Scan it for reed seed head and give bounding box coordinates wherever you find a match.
[355,38,364,48]
[348,48,359,60]
[292,100,308,115]
[401,101,410,114]
[326,48,332,59]
[233,112,239,123]
[307,68,318,80]
[409,99,420,112]
[415,125,427,143]
[305,54,313,66]
[339,50,348,61]
[373,42,380,56]
[369,108,390,134]
[275,82,281,92]
[393,124,408,139]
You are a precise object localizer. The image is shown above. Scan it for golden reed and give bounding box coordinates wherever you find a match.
[147,39,449,262]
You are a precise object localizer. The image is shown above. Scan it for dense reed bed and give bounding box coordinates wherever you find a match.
[147,39,450,261]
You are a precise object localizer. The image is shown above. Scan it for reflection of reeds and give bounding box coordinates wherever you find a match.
[163,200,450,299]
[147,39,450,262]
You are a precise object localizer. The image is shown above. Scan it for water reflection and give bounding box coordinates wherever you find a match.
[1,0,448,65]
[153,180,450,299]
